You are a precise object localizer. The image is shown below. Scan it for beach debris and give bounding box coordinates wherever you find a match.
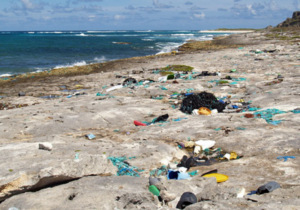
[134,120,147,126]
[256,181,280,195]
[176,192,197,209]
[167,169,191,180]
[0,103,28,110]
[106,85,123,92]
[18,92,26,97]
[38,142,53,151]
[180,92,227,114]
[198,107,212,115]
[149,185,160,196]
[195,140,216,150]
[85,133,96,140]
[40,95,60,99]
[108,156,144,177]
[277,156,295,162]
[253,109,286,125]
[202,173,229,183]
[123,78,137,86]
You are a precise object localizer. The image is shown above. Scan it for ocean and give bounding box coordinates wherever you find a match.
[0,30,228,77]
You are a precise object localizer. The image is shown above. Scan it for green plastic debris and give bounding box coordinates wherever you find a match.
[254,109,286,125]
[160,86,168,90]
[167,74,175,80]
[230,69,237,72]
[149,185,160,196]
[291,109,300,114]
[150,165,168,177]
[214,128,221,131]
[96,92,107,96]
[236,127,246,130]
[188,170,198,176]
[186,88,194,93]
[152,95,164,100]
[248,107,261,111]
[232,77,246,82]
[218,80,229,84]
[108,156,144,177]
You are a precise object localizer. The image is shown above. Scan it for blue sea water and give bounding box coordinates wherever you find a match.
[0,30,228,77]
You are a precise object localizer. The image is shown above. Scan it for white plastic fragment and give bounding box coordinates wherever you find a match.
[211,109,218,115]
[237,188,246,198]
[192,109,199,115]
[224,153,231,160]
[38,142,53,151]
[158,76,167,83]
[194,146,201,155]
[195,140,215,150]
[106,85,123,92]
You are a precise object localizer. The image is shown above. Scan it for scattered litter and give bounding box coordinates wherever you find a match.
[85,133,96,140]
[176,192,197,209]
[123,78,137,86]
[253,109,286,125]
[236,127,246,130]
[256,181,280,195]
[277,156,295,162]
[40,95,60,99]
[202,173,229,183]
[195,140,216,150]
[18,92,26,97]
[0,103,29,110]
[134,120,147,126]
[74,153,80,162]
[150,165,168,177]
[160,86,168,90]
[96,92,107,96]
[167,169,191,180]
[108,156,144,177]
[38,142,53,151]
[291,108,300,114]
[106,85,123,92]
[149,185,160,196]
[180,91,227,114]
[198,107,212,115]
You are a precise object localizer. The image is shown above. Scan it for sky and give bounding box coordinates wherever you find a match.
[0,0,299,31]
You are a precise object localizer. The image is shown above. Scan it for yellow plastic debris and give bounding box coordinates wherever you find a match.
[230,152,238,160]
[202,173,229,183]
[198,107,211,115]
[183,141,195,148]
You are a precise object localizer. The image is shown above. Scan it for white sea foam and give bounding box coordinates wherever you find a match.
[54,61,87,69]
[135,30,153,32]
[94,56,107,63]
[0,73,12,78]
[87,30,114,33]
[171,34,194,36]
[156,42,182,54]
[142,39,154,41]
[77,33,87,36]
[28,32,35,34]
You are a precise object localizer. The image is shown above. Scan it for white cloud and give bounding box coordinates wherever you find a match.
[193,13,205,19]
[21,0,35,9]
[114,14,125,20]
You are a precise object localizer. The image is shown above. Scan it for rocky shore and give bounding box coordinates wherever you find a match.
[0,29,299,209]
